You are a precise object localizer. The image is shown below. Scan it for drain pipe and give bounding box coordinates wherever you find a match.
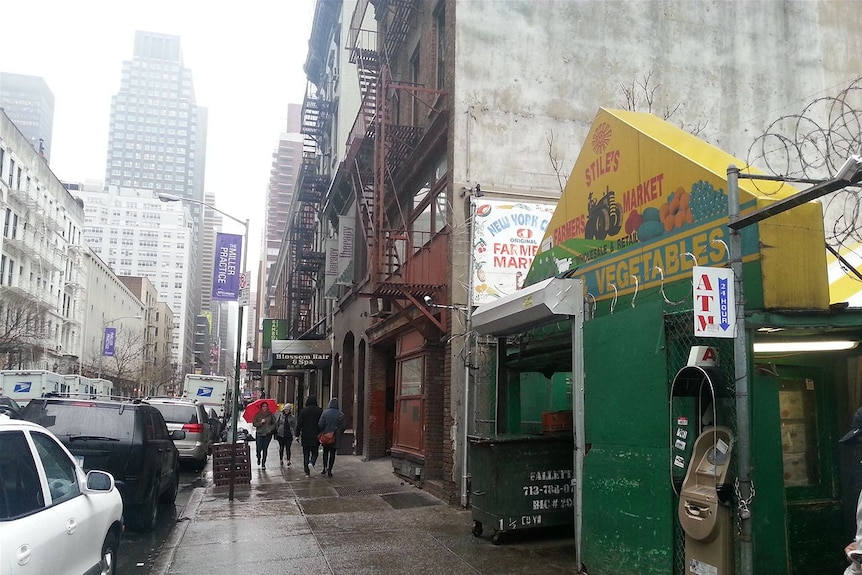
[460,327,472,508]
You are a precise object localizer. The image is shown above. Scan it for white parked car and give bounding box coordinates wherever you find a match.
[0,416,124,574]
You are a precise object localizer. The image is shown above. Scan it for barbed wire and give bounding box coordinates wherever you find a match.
[746,75,862,260]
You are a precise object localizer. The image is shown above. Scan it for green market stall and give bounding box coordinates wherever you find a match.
[470,277,585,553]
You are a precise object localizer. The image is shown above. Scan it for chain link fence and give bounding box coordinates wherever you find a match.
[665,310,738,574]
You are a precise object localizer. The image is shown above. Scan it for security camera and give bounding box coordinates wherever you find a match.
[423,295,433,306]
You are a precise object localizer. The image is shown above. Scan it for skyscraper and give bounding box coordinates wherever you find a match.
[264,104,303,289]
[104,31,208,377]
[72,184,196,373]
[0,72,55,162]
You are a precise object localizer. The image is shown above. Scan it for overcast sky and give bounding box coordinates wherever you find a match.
[1,0,316,270]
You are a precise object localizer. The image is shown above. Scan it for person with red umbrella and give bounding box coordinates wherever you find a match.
[251,401,276,468]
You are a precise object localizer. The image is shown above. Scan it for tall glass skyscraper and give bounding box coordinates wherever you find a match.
[104,31,208,377]
[0,72,55,162]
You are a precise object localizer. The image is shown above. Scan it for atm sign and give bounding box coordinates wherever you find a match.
[693,266,736,339]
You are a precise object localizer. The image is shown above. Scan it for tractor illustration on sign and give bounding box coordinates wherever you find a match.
[585,187,623,240]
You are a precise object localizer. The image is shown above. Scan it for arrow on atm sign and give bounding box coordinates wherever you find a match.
[693,266,736,339]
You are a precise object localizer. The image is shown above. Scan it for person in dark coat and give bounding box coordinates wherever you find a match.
[295,396,323,477]
[252,402,276,469]
[274,403,296,466]
[318,397,345,477]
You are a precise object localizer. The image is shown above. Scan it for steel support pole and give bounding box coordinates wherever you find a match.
[229,220,249,501]
[727,165,753,575]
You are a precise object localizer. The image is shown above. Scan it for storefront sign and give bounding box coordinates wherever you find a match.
[262,319,289,349]
[269,339,331,370]
[527,108,797,302]
[471,199,556,305]
[324,237,340,299]
[336,215,355,286]
[693,266,735,338]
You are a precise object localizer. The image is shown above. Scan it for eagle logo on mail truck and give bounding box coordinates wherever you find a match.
[14,382,32,393]
[196,387,214,398]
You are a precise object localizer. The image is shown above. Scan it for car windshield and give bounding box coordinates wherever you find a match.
[23,402,136,440]
[152,404,199,424]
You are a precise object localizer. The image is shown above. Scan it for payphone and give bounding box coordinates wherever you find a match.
[670,346,730,493]
[678,426,734,575]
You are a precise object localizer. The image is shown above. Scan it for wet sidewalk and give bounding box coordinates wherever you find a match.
[152,441,579,574]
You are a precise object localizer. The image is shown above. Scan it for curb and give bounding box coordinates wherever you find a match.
[150,486,205,575]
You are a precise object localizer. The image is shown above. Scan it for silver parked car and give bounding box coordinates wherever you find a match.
[145,397,210,471]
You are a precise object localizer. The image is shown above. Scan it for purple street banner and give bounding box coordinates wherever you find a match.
[102,327,117,357]
[212,232,242,301]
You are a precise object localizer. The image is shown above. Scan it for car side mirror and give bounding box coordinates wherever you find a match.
[170,429,187,440]
[85,470,115,492]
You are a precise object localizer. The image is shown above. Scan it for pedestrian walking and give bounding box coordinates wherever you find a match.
[252,402,276,469]
[275,403,296,466]
[296,396,323,477]
[318,397,345,477]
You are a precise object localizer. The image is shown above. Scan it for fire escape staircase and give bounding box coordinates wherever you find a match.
[347,0,449,336]
[283,90,332,338]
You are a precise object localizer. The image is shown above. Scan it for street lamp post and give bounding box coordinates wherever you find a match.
[158,192,249,501]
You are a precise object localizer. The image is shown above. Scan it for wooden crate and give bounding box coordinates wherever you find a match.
[211,442,251,485]
[541,410,573,432]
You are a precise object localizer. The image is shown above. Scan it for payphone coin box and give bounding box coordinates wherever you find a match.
[678,426,733,540]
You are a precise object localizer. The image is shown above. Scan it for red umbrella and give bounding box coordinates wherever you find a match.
[242,398,277,423]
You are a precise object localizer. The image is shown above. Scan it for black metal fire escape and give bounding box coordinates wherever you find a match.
[285,89,330,339]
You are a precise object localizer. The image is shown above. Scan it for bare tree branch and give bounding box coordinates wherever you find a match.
[546,130,568,192]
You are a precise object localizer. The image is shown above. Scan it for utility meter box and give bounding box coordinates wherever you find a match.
[678,426,734,575]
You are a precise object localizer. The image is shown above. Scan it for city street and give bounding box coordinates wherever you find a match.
[117,463,206,573]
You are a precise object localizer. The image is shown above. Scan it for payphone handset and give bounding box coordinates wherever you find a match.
[678,426,734,542]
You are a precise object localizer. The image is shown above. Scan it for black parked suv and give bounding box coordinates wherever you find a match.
[21,396,185,531]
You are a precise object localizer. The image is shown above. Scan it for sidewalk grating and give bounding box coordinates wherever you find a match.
[334,482,412,497]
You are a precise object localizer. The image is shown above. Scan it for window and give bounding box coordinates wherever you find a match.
[32,432,81,504]
[399,356,423,396]
[779,378,820,487]
[0,430,45,518]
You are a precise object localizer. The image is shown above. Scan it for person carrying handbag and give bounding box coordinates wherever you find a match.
[275,404,296,466]
[318,397,345,478]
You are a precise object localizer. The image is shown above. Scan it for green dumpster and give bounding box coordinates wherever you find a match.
[469,433,574,544]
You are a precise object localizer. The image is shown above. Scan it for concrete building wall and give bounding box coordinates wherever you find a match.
[81,248,145,378]
[452,1,862,196]
[437,0,862,498]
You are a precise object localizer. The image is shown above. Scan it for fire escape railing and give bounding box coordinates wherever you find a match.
[283,87,331,339]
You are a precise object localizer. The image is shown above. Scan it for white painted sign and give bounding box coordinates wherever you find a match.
[693,266,735,338]
[238,272,250,306]
[687,346,718,367]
